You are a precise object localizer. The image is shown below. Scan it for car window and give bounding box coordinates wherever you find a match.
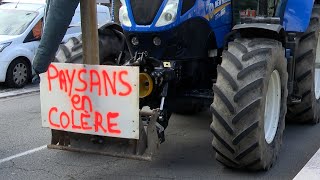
[24,18,43,42]
[68,5,111,30]
[32,18,43,39]
[0,9,37,35]
[66,26,81,35]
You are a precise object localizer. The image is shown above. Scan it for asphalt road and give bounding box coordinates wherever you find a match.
[0,92,320,180]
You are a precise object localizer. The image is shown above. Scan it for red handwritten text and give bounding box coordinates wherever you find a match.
[47,64,133,97]
[48,107,121,135]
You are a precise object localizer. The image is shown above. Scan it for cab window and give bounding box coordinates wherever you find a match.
[32,18,43,39]
[24,18,43,43]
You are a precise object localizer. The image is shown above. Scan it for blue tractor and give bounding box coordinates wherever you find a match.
[56,0,320,170]
[117,0,320,170]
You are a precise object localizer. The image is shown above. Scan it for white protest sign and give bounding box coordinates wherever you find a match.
[40,63,139,139]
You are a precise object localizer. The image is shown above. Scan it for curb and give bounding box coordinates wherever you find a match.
[0,86,40,99]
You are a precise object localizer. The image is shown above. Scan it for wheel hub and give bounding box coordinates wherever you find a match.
[13,63,27,86]
[264,70,281,144]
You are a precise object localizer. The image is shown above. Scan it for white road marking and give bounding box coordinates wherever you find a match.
[294,148,320,180]
[0,145,47,164]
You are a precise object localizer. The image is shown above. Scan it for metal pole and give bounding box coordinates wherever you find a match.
[114,0,121,23]
[80,0,100,65]
[111,0,115,22]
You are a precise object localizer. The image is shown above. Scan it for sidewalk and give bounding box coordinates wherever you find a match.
[294,148,320,180]
[0,85,39,99]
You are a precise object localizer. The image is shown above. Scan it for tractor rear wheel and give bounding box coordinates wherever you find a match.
[286,6,320,124]
[211,38,288,170]
[55,23,130,65]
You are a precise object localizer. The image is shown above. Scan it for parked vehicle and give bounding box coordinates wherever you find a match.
[0,0,111,88]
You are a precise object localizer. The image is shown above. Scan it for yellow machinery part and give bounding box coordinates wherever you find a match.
[139,73,153,98]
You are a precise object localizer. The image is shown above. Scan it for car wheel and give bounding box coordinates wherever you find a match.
[6,58,30,88]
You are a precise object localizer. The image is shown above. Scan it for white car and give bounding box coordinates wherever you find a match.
[0,1,111,88]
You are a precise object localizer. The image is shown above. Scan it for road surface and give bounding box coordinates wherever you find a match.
[0,92,319,180]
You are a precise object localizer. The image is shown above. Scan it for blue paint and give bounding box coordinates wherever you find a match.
[122,0,316,47]
[283,0,315,32]
[122,0,232,48]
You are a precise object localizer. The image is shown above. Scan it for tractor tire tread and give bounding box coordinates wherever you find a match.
[286,5,320,124]
[211,38,288,170]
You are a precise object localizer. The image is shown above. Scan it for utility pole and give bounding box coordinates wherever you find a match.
[80,0,100,65]
[113,0,121,23]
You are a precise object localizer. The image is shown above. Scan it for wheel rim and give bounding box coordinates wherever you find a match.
[315,33,320,100]
[13,63,28,86]
[264,70,281,144]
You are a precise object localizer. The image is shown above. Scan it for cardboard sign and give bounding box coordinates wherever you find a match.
[40,63,139,139]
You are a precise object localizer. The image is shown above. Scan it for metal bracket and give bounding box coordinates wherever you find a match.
[48,110,160,161]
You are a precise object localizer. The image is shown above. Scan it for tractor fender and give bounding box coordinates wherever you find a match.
[233,23,283,34]
[97,22,131,63]
[99,22,124,33]
[232,23,286,45]
[283,0,314,32]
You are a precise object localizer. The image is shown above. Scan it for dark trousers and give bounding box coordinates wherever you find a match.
[33,0,79,74]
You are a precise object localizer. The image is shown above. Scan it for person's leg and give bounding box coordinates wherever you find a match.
[33,0,79,75]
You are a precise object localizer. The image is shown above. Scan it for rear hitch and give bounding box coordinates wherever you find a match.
[48,109,160,161]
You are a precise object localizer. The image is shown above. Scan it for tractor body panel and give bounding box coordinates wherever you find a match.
[283,0,315,32]
[119,0,319,103]
[233,0,315,33]
[122,0,232,57]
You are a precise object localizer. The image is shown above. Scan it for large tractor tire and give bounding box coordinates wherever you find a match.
[211,38,288,170]
[286,6,320,124]
[55,36,83,64]
[55,23,130,65]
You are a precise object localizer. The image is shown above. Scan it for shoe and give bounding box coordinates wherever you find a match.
[31,68,40,84]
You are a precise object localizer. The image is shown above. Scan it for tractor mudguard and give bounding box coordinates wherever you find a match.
[99,22,124,33]
[232,23,286,44]
[282,0,314,32]
[97,22,131,63]
[233,23,283,34]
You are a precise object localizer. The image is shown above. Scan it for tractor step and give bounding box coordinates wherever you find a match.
[47,110,160,161]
